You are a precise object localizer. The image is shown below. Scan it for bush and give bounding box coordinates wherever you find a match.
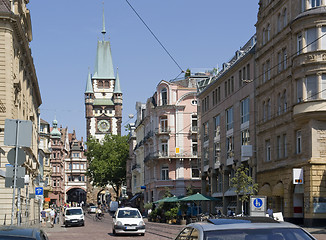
[144,203,152,210]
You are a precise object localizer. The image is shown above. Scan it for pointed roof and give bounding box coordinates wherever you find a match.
[114,68,122,94]
[50,119,61,139]
[85,70,93,93]
[93,6,115,80]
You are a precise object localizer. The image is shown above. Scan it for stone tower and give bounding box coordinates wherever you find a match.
[84,9,123,140]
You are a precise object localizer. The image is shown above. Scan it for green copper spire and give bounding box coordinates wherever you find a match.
[93,4,115,80]
[50,118,61,139]
[85,69,93,93]
[114,67,122,94]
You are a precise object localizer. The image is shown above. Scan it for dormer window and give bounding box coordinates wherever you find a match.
[161,88,167,105]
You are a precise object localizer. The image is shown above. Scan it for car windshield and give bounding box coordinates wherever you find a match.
[205,228,313,240]
[117,210,141,218]
[66,209,82,215]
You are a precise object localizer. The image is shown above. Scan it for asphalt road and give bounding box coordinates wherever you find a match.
[43,213,326,240]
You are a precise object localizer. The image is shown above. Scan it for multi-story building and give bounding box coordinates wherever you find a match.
[39,119,51,209]
[84,10,123,204]
[255,0,326,226]
[0,0,42,225]
[48,119,68,207]
[197,36,256,215]
[132,74,211,203]
[64,131,87,205]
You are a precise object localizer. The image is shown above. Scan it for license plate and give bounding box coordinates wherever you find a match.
[126,226,136,230]
[72,220,78,222]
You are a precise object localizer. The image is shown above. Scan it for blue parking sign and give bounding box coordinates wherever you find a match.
[35,187,43,195]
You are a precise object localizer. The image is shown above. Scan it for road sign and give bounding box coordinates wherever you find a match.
[4,119,32,147]
[250,196,267,217]
[5,165,25,178]
[7,148,25,166]
[5,177,24,188]
[35,187,43,196]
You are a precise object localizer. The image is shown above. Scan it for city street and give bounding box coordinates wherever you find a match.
[42,213,326,240]
[43,213,184,240]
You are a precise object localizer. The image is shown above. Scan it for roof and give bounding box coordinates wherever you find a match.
[93,40,115,79]
[93,98,114,106]
[85,70,93,93]
[0,0,11,13]
[114,68,122,94]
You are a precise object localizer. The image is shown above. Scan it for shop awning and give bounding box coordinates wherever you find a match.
[272,182,284,197]
[258,184,272,196]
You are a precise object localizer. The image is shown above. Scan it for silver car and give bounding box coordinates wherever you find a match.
[174,218,316,240]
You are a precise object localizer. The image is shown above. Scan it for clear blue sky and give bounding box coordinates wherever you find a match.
[28,0,259,140]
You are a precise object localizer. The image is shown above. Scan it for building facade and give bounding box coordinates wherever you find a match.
[0,0,42,225]
[255,0,326,226]
[197,36,256,215]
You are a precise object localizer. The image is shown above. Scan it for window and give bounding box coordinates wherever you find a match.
[283,8,287,27]
[69,163,72,170]
[306,75,318,100]
[322,74,326,99]
[73,153,80,158]
[161,165,169,180]
[224,81,227,97]
[214,142,221,164]
[322,27,326,49]
[45,158,49,166]
[191,99,197,105]
[247,64,250,80]
[203,122,209,142]
[267,99,271,120]
[267,60,271,80]
[263,101,266,122]
[160,140,168,157]
[296,130,302,154]
[241,129,250,145]
[278,52,282,73]
[226,107,233,131]
[297,79,303,102]
[160,116,168,132]
[277,14,282,32]
[262,28,266,45]
[265,139,271,161]
[40,124,44,133]
[309,0,321,8]
[306,28,317,52]
[226,135,234,159]
[192,139,198,156]
[241,97,250,124]
[277,93,282,115]
[203,146,209,166]
[267,24,271,42]
[231,76,234,93]
[217,87,221,102]
[161,88,167,105]
[283,90,288,112]
[214,115,220,138]
[283,49,287,69]
[239,70,243,87]
[283,134,288,157]
[53,180,56,187]
[297,33,303,55]
[262,63,266,83]
[227,79,231,95]
[191,115,197,132]
[277,136,281,159]
[191,161,200,178]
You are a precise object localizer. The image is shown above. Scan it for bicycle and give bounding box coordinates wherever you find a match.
[93,213,104,222]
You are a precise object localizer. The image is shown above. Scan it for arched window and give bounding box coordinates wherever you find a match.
[263,101,266,122]
[267,99,271,120]
[262,28,266,44]
[161,88,167,105]
[283,8,287,27]
[283,90,288,112]
[277,13,282,32]
[277,93,282,115]
[267,24,271,41]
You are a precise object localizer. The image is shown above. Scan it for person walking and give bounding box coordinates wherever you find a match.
[40,209,46,227]
[49,208,55,228]
[267,206,273,218]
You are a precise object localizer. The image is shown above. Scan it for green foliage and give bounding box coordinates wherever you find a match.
[85,134,129,198]
[163,187,173,198]
[231,164,258,204]
[186,185,194,196]
[144,202,153,210]
[165,207,178,220]
[185,68,191,77]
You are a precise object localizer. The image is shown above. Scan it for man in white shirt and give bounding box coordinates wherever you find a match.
[50,208,55,227]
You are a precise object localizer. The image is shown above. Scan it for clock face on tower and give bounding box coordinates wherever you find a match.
[97,120,110,132]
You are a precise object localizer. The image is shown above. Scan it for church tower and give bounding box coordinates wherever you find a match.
[84,8,123,140]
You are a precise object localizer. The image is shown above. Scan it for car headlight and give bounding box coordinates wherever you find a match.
[116,221,122,226]
[138,221,145,226]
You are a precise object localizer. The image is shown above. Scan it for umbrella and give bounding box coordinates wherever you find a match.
[153,196,173,204]
[164,195,184,203]
[179,193,219,215]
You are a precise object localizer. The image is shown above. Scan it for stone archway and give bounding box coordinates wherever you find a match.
[66,187,87,204]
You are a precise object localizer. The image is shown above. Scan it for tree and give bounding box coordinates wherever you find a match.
[231,164,258,215]
[85,134,129,199]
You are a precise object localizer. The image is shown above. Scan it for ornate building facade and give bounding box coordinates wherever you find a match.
[0,0,42,225]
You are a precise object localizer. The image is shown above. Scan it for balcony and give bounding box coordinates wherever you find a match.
[155,127,171,135]
[293,100,326,118]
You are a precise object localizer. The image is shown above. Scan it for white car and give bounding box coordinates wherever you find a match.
[64,207,84,227]
[112,207,145,236]
[88,206,97,214]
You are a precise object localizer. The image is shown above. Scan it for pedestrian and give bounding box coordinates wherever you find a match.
[49,208,55,228]
[267,206,273,218]
[40,209,46,227]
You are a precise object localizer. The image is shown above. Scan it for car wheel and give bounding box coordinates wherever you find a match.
[65,224,68,228]
[113,229,116,235]
[141,233,145,236]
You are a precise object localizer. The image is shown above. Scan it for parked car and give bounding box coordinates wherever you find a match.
[174,217,316,240]
[0,227,48,240]
[88,206,97,214]
[64,207,85,227]
[112,207,145,236]
[109,201,119,213]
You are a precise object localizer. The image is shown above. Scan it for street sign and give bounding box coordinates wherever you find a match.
[250,196,267,217]
[7,148,25,166]
[35,187,43,196]
[5,177,24,188]
[5,165,25,178]
[4,119,32,147]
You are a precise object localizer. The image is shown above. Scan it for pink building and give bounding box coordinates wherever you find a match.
[132,74,211,203]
